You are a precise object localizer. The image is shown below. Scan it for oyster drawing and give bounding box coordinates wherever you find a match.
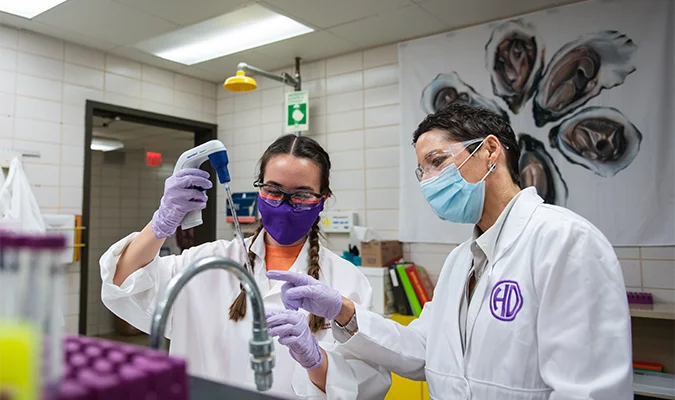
[420,72,509,121]
[518,133,569,206]
[485,19,544,114]
[532,30,637,127]
[548,106,642,177]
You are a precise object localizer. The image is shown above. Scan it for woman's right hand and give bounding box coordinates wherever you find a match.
[150,168,212,239]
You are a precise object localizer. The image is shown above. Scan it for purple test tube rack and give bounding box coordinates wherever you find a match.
[626,291,654,310]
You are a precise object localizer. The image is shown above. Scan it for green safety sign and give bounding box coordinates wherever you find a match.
[285,91,309,133]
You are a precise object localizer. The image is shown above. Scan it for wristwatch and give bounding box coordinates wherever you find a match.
[334,311,358,335]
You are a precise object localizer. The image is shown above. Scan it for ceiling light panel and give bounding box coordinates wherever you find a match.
[0,0,69,19]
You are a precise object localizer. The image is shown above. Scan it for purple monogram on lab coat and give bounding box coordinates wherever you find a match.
[490,280,523,321]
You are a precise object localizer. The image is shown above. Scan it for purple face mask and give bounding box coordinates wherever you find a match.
[257,195,325,246]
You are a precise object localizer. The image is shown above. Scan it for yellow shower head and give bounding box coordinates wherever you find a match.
[223,70,257,92]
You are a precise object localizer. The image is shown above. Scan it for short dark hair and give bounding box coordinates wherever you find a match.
[413,103,520,184]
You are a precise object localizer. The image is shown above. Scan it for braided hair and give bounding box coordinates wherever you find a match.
[228,135,332,334]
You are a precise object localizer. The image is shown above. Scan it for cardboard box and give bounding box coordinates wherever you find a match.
[361,240,403,267]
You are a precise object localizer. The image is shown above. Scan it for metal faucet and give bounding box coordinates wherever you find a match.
[149,256,275,391]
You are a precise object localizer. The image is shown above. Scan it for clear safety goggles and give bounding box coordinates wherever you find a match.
[415,138,484,181]
[254,182,325,211]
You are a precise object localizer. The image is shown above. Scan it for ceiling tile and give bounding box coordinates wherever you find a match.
[34,0,178,46]
[113,0,249,26]
[260,0,413,29]
[255,31,359,64]
[194,50,287,77]
[419,0,578,29]
[329,5,446,48]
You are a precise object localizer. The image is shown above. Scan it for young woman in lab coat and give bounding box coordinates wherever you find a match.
[100,134,390,399]
[267,104,634,399]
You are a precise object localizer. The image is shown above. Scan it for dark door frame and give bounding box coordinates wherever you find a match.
[81,100,218,335]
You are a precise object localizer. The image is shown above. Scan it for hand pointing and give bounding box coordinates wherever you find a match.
[266,271,343,320]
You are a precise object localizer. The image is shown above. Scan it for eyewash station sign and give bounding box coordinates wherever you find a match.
[285,91,309,133]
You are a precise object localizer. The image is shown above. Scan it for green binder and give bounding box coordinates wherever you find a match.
[396,264,422,317]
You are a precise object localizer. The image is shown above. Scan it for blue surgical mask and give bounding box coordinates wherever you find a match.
[419,140,495,224]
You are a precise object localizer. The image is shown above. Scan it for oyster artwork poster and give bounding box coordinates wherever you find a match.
[399,0,674,246]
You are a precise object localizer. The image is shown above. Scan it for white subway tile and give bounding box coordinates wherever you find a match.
[303,79,326,99]
[262,104,283,124]
[61,145,85,167]
[14,140,59,164]
[326,71,363,95]
[330,149,364,171]
[619,259,641,287]
[0,25,19,49]
[650,289,675,305]
[105,73,141,98]
[231,160,258,180]
[31,185,60,208]
[365,84,399,108]
[234,91,262,111]
[61,188,83,209]
[0,48,17,71]
[14,118,60,143]
[65,64,104,90]
[613,247,640,259]
[229,143,261,161]
[173,91,202,112]
[15,97,61,122]
[365,105,400,128]
[0,71,15,94]
[61,124,84,145]
[16,74,62,101]
[141,82,173,105]
[327,90,363,114]
[18,31,63,59]
[366,168,399,189]
[203,81,217,99]
[409,253,449,276]
[365,126,401,148]
[203,98,216,115]
[62,104,84,125]
[217,98,233,115]
[310,96,327,117]
[262,122,283,142]
[0,93,13,116]
[410,243,456,254]
[24,163,60,186]
[367,210,399,231]
[105,55,141,79]
[326,52,363,76]
[142,65,174,86]
[364,64,399,89]
[641,247,675,260]
[327,110,363,133]
[17,53,63,80]
[202,112,217,124]
[63,84,103,106]
[234,125,262,145]
[262,87,284,107]
[366,188,399,210]
[175,74,202,95]
[61,165,84,188]
[366,146,399,169]
[309,115,327,136]
[364,45,398,69]
[217,114,234,130]
[642,260,675,289]
[104,92,142,109]
[65,44,104,70]
[331,190,365,210]
[327,130,364,152]
[331,170,365,191]
[0,116,13,137]
[234,108,262,128]
[301,60,325,81]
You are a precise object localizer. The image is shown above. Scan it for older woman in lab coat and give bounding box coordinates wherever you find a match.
[269,104,633,399]
[100,135,390,399]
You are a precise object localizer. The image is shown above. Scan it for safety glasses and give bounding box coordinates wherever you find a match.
[254,182,324,211]
[415,138,484,181]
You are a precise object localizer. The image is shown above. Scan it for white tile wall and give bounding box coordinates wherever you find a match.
[0,25,219,334]
[215,44,675,304]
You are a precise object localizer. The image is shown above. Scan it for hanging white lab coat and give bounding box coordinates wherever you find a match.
[100,229,391,399]
[0,157,46,232]
[333,188,633,400]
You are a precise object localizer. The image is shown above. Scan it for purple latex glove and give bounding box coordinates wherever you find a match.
[266,308,323,370]
[266,271,342,320]
[150,168,212,239]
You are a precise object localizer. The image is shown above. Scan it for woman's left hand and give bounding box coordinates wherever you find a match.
[266,308,323,370]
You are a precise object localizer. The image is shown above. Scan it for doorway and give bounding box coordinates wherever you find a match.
[81,101,217,338]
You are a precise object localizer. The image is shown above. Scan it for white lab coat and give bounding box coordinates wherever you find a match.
[0,157,46,232]
[334,188,632,399]
[100,229,391,399]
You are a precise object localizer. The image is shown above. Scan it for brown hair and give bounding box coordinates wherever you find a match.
[228,135,332,333]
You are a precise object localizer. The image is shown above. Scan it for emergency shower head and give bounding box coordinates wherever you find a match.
[223,70,257,92]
